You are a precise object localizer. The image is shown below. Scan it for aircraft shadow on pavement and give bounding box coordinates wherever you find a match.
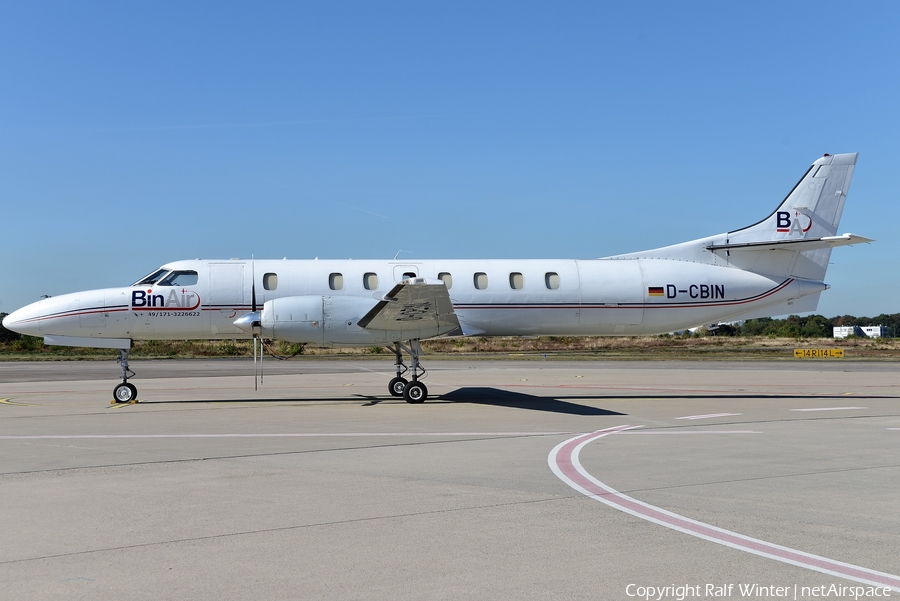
[438,387,625,416]
[136,391,623,415]
[125,391,896,410]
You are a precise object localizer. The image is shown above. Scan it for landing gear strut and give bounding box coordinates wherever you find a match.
[112,348,137,403]
[387,341,428,403]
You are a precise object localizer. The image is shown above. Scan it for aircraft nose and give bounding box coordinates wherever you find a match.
[2,306,42,337]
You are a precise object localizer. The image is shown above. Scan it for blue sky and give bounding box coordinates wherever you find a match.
[1,1,897,317]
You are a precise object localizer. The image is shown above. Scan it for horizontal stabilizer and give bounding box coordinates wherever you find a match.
[357,278,461,337]
[707,233,873,253]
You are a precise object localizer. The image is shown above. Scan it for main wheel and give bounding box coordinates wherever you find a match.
[403,381,427,404]
[388,377,408,397]
[113,382,137,403]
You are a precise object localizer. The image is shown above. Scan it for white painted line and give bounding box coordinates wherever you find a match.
[548,427,900,591]
[675,413,742,420]
[0,432,569,440]
[789,407,867,412]
[621,430,760,435]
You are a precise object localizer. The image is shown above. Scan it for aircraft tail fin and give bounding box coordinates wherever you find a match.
[611,153,869,284]
[716,152,860,281]
[729,153,857,243]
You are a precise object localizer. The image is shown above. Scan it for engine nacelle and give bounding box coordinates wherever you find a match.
[259,295,380,346]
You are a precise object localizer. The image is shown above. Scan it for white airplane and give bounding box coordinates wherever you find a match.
[3,152,872,404]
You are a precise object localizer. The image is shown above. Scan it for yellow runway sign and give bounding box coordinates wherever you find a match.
[794,349,845,359]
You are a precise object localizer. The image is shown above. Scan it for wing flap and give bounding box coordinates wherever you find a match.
[357,278,460,338]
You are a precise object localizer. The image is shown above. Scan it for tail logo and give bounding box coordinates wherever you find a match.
[776,210,813,235]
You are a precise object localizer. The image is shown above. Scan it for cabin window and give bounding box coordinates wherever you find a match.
[545,272,560,290]
[438,272,453,289]
[263,273,278,291]
[402,271,416,281]
[509,272,524,290]
[329,273,344,291]
[159,270,199,286]
[364,272,378,290]
[474,272,488,290]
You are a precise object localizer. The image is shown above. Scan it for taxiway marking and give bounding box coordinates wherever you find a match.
[548,427,900,591]
[621,430,760,435]
[0,398,36,406]
[789,407,867,412]
[675,413,742,420]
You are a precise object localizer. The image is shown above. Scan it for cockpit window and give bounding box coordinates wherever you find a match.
[158,270,199,286]
[134,268,169,286]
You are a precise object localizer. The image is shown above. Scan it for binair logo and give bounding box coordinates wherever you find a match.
[776,209,813,235]
[132,288,201,311]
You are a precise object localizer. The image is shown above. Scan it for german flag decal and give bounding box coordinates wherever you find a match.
[648,287,664,297]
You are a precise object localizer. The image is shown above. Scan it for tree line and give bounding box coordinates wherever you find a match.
[712,313,899,338]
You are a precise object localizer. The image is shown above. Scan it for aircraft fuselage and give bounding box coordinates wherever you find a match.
[4,257,822,347]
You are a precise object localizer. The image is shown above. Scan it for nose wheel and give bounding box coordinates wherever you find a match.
[113,382,138,403]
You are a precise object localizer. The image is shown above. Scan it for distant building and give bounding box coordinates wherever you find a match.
[833,326,888,339]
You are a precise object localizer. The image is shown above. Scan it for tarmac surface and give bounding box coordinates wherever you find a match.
[1,358,899,600]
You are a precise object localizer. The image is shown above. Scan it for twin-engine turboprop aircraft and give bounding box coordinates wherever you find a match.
[4,153,872,403]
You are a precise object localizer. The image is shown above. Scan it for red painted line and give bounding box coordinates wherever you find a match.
[548,427,900,590]
[12,307,131,324]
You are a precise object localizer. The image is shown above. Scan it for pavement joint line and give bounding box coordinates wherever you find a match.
[0,495,572,566]
[0,432,578,477]
[0,432,573,440]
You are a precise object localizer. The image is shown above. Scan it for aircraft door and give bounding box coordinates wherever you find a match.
[209,263,245,307]
[209,263,246,335]
[577,261,644,332]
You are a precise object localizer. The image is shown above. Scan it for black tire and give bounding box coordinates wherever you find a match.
[113,382,137,403]
[403,381,427,404]
[388,377,408,397]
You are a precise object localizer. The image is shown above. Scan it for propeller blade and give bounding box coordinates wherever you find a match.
[248,256,262,391]
[251,255,257,313]
[253,336,258,391]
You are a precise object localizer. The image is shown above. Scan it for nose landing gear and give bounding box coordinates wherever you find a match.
[112,348,138,403]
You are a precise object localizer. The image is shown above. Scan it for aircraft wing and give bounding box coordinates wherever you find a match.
[357,278,462,338]
[707,233,874,253]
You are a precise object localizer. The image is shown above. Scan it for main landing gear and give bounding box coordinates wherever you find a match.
[112,348,138,403]
[387,340,428,403]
